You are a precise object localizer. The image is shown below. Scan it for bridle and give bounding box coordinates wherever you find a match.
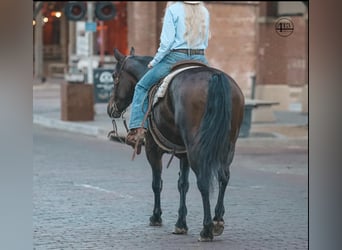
[113,55,131,85]
[108,55,131,118]
[107,55,132,143]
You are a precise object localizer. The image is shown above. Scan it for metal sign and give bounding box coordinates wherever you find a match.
[93,69,114,103]
[85,22,97,32]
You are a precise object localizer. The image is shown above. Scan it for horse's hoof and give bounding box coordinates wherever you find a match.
[212,220,224,236]
[172,226,188,234]
[149,221,162,226]
[149,216,162,226]
[198,236,213,242]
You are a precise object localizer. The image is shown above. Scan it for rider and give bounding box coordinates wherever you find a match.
[126,1,211,153]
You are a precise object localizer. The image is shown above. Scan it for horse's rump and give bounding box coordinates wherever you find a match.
[148,67,244,171]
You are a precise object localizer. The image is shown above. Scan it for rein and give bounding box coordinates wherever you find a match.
[107,110,129,144]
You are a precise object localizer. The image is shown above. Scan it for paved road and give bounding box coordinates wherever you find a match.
[33,125,308,250]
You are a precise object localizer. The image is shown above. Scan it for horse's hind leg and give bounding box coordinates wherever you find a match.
[145,134,163,226]
[212,167,229,236]
[196,170,214,241]
[213,147,235,236]
[173,156,190,234]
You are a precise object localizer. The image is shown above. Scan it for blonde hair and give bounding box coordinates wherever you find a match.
[165,2,209,47]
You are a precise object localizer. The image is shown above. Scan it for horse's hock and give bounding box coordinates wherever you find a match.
[61,82,95,121]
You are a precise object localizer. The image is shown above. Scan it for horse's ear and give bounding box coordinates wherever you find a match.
[130,47,135,56]
[114,48,125,61]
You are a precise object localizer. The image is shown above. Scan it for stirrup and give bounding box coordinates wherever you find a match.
[125,128,146,158]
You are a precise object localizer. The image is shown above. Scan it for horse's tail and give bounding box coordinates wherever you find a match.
[192,72,232,189]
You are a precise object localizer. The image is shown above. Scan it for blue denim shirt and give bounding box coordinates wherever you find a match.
[150,2,210,66]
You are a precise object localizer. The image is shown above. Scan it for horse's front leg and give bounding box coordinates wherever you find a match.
[145,133,163,226]
[173,156,190,234]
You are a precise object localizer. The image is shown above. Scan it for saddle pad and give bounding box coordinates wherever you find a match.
[153,65,201,106]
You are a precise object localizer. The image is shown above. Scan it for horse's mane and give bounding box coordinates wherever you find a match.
[134,55,153,65]
[128,55,153,78]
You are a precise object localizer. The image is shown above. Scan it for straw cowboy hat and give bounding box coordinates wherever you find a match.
[184,1,202,4]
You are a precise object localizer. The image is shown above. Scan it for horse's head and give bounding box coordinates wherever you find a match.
[107,47,136,118]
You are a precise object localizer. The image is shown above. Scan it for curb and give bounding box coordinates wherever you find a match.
[33,115,108,139]
[33,115,308,149]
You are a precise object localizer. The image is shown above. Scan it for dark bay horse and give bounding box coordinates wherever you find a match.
[107,47,245,241]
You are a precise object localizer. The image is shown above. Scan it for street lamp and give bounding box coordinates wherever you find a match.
[64,1,87,21]
[64,1,116,21]
[95,2,116,21]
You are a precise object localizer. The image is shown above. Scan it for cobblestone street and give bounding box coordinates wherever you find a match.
[34,126,308,250]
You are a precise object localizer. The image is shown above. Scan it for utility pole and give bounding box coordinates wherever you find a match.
[86,2,94,84]
[34,1,44,80]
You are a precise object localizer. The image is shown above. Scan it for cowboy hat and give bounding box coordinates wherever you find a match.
[184,1,202,4]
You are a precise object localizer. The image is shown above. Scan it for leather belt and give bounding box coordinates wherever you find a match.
[171,49,205,55]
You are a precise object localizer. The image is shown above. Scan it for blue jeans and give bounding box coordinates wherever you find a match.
[129,51,208,129]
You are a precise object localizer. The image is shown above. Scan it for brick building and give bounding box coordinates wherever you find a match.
[125,1,308,113]
[34,1,308,113]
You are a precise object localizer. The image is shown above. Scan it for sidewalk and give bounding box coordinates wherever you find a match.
[33,79,308,148]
